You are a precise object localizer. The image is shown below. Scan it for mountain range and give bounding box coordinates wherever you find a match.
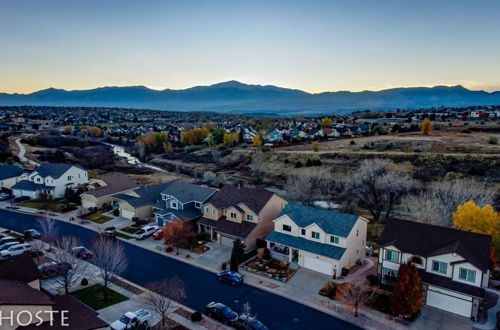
[1,81,500,115]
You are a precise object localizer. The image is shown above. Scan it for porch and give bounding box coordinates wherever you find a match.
[267,241,299,264]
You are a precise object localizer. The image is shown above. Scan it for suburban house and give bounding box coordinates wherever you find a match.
[0,255,107,330]
[266,203,368,277]
[153,181,216,227]
[378,219,492,320]
[11,163,88,199]
[80,172,137,211]
[111,182,170,220]
[0,164,27,189]
[197,185,287,251]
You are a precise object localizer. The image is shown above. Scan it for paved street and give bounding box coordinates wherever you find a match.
[0,209,360,330]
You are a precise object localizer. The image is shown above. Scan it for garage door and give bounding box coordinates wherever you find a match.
[121,209,135,219]
[219,234,234,247]
[303,256,333,276]
[426,290,472,318]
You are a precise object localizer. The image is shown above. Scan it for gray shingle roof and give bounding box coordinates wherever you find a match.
[206,185,275,214]
[198,216,257,239]
[113,182,170,208]
[160,181,215,204]
[278,203,359,237]
[266,231,346,260]
[85,173,137,198]
[0,165,25,180]
[35,163,86,179]
[11,180,53,191]
[155,206,202,221]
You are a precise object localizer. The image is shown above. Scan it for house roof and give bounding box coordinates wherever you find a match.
[155,204,202,221]
[420,271,485,298]
[85,172,137,198]
[0,164,25,180]
[379,219,492,271]
[197,217,257,239]
[0,253,41,283]
[113,182,170,208]
[206,185,276,214]
[0,278,54,305]
[12,180,53,191]
[278,203,359,237]
[34,163,85,179]
[160,181,216,204]
[266,231,346,260]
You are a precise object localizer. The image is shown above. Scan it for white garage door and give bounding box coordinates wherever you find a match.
[219,234,234,247]
[426,290,472,318]
[121,209,135,219]
[304,256,333,276]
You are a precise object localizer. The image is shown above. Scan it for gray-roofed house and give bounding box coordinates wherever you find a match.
[11,163,87,199]
[266,203,368,277]
[111,182,171,220]
[198,185,287,251]
[377,219,492,320]
[153,181,216,227]
[80,172,138,211]
[0,164,27,189]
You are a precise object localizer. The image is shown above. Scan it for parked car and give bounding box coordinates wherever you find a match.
[38,262,72,279]
[151,228,164,240]
[13,196,30,203]
[0,243,32,258]
[0,236,19,246]
[0,241,20,251]
[237,315,269,330]
[24,229,41,239]
[110,309,153,330]
[101,227,117,240]
[217,271,244,286]
[133,225,158,240]
[0,192,14,201]
[71,246,93,260]
[205,302,239,324]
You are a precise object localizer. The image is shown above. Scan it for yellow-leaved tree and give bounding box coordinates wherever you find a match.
[321,117,332,128]
[420,118,432,135]
[252,135,263,147]
[453,200,500,255]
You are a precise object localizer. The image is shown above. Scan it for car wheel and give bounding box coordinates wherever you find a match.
[142,320,149,327]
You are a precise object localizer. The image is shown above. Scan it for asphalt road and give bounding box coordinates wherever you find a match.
[0,209,360,330]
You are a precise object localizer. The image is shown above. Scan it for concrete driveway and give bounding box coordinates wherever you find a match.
[287,268,331,294]
[195,242,231,270]
[411,306,473,330]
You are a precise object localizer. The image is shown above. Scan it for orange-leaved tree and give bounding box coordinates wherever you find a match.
[163,219,194,252]
[252,135,263,147]
[453,200,499,255]
[420,118,432,135]
[390,262,424,316]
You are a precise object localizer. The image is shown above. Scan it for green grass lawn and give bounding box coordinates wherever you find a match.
[121,226,139,234]
[71,284,128,310]
[116,232,133,240]
[82,212,113,224]
[18,199,72,213]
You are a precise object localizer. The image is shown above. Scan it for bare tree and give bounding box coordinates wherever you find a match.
[36,215,57,251]
[92,238,128,301]
[52,236,87,295]
[400,178,496,227]
[344,159,418,222]
[30,239,46,263]
[287,169,336,205]
[345,280,373,317]
[145,278,186,327]
[249,153,267,184]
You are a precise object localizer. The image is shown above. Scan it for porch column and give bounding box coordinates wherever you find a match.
[288,247,292,263]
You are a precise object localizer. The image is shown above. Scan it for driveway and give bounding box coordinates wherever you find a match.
[411,306,473,330]
[287,268,331,295]
[195,242,231,270]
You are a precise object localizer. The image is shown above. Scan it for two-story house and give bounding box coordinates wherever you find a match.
[111,182,170,220]
[11,163,88,199]
[266,203,368,277]
[197,185,287,251]
[378,219,492,320]
[0,164,27,190]
[153,181,216,227]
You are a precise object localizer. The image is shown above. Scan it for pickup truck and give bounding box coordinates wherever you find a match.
[110,309,153,330]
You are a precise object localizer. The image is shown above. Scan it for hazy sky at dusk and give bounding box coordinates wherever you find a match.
[1,0,500,93]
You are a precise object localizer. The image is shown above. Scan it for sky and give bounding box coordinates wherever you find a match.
[1,0,500,94]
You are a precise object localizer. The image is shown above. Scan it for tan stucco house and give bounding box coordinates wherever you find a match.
[80,172,137,211]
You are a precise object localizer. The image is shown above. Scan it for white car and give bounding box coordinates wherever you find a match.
[0,243,32,257]
[110,309,153,330]
[133,225,159,240]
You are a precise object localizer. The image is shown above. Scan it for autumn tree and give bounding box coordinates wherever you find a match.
[88,126,103,137]
[420,118,432,135]
[163,219,194,252]
[146,278,186,327]
[390,262,424,317]
[62,126,74,135]
[321,117,332,128]
[252,135,263,147]
[312,141,320,152]
[246,120,255,126]
[344,280,372,317]
[453,200,499,254]
[223,132,239,146]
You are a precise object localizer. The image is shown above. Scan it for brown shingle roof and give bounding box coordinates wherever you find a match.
[198,217,257,239]
[206,185,275,214]
[0,254,41,283]
[0,278,54,305]
[379,219,492,271]
[85,172,137,198]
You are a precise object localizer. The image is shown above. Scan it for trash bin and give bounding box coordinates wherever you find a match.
[341,267,350,277]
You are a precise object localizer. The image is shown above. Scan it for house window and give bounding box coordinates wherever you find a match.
[230,212,237,219]
[212,209,216,215]
[432,261,447,274]
[311,231,320,239]
[171,201,178,209]
[384,250,399,263]
[330,236,340,244]
[356,229,359,236]
[195,202,201,208]
[282,224,292,232]
[301,229,305,235]
[459,268,476,282]
[205,207,209,214]
[246,215,253,221]
[382,268,398,281]
[67,176,72,181]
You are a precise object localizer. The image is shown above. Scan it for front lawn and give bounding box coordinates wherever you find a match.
[82,212,113,224]
[121,226,139,234]
[18,199,76,213]
[116,232,133,240]
[71,284,128,310]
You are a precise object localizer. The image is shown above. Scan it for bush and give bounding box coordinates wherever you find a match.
[488,136,498,145]
[366,292,393,315]
[461,128,472,133]
[284,159,290,164]
[367,274,378,286]
[491,270,500,281]
[196,231,210,242]
[221,262,227,271]
[294,161,303,168]
[80,278,89,286]
[350,140,356,145]
[319,281,337,299]
[166,247,173,253]
[191,311,202,322]
[112,209,120,216]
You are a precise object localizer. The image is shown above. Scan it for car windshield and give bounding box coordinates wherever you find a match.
[119,315,131,324]
[221,306,233,315]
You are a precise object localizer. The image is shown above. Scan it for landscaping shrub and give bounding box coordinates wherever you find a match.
[366,292,393,315]
[350,140,356,145]
[491,270,500,281]
[191,311,202,322]
[294,160,303,168]
[166,247,173,253]
[221,262,227,271]
[196,231,210,242]
[80,278,89,286]
[319,281,337,299]
[488,136,498,145]
[284,159,289,164]
[112,209,120,216]
[367,274,378,286]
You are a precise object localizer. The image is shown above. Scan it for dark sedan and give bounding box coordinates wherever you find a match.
[24,229,41,239]
[205,302,239,324]
[71,246,93,260]
[216,270,244,286]
[38,262,72,279]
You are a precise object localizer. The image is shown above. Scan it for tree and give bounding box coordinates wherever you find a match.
[163,219,193,252]
[346,159,417,222]
[344,280,372,317]
[390,262,424,316]
[223,132,239,146]
[52,236,87,295]
[246,120,255,126]
[37,215,57,251]
[230,239,245,271]
[146,278,186,327]
[420,118,432,135]
[453,201,499,254]
[321,117,332,128]
[89,126,103,137]
[287,169,336,205]
[249,153,266,184]
[312,141,320,152]
[252,135,263,147]
[92,238,128,301]
[203,171,219,187]
[208,128,225,146]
